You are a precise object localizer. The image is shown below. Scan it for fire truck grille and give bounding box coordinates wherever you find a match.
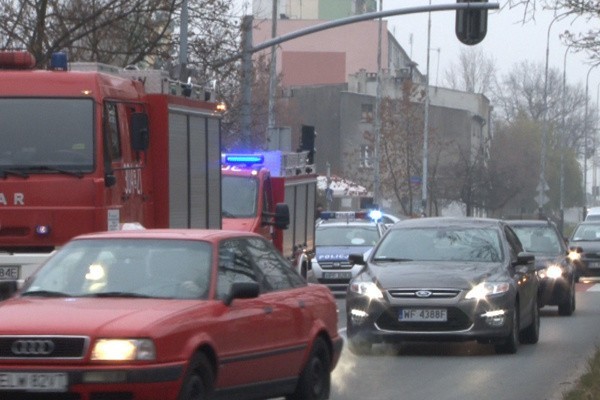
[0,336,88,359]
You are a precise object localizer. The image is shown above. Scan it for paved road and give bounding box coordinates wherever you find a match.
[328,280,600,400]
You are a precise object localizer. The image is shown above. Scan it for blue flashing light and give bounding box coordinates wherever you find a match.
[369,209,383,221]
[50,52,68,71]
[35,225,51,236]
[224,154,265,166]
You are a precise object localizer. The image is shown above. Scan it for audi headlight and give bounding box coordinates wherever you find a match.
[465,282,510,300]
[91,339,156,361]
[349,281,384,300]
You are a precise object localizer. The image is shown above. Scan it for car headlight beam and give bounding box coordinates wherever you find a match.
[465,282,510,300]
[91,339,156,361]
[349,281,384,300]
[545,264,563,279]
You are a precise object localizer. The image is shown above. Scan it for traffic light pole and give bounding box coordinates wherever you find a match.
[233,2,499,150]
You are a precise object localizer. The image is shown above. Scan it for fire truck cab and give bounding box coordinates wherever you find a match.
[221,151,318,276]
[0,51,222,296]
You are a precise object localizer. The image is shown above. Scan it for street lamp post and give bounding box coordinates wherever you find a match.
[559,44,573,234]
[538,14,566,218]
[583,65,597,219]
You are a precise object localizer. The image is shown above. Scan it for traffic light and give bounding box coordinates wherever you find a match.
[300,125,316,164]
[455,0,488,45]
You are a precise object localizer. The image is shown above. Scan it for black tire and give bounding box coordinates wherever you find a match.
[178,353,214,400]
[495,307,519,354]
[558,282,576,316]
[347,337,373,356]
[519,299,540,344]
[287,337,331,400]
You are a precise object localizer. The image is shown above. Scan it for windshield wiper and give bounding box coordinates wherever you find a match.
[84,291,153,298]
[21,290,70,297]
[0,168,29,179]
[222,210,236,217]
[22,165,84,178]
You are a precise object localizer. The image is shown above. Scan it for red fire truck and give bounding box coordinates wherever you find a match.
[221,151,318,277]
[0,51,222,296]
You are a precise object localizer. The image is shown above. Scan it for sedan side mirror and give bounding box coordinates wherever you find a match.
[514,252,535,267]
[348,253,366,266]
[223,282,260,306]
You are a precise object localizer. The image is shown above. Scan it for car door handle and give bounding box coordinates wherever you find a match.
[264,306,273,314]
[299,300,306,308]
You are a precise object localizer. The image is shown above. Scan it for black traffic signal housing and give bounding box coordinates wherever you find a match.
[455,0,488,45]
[300,125,316,164]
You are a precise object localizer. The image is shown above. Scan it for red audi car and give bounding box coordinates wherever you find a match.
[0,229,342,399]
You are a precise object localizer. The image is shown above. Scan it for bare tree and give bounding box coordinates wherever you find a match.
[0,0,182,67]
[495,60,593,155]
[444,47,498,96]
[507,0,600,65]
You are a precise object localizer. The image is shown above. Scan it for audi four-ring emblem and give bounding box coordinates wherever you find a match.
[11,340,55,355]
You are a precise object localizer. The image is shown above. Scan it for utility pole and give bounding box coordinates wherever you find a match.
[178,0,189,81]
[240,15,254,151]
[267,0,278,147]
[421,1,432,216]
[373,0,383,207]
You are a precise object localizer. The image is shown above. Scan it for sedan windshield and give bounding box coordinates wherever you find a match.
[0,98,94,172]
[510,226,563,255]
[316,225,380,246]
[571,224,600,241]
[22,239,212,299]
[373,227,503,262]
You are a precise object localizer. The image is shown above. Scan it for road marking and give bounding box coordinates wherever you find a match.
[587,284,600,292]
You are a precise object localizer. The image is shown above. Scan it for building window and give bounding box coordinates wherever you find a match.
[361,103,373,122]
[360,145,372,168]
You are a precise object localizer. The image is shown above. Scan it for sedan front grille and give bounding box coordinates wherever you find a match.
[0,336,89,359]
[375,307,472,332]
[388,289,461,299]
[318,261,352,269]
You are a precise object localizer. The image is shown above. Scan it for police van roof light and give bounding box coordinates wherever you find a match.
[223,154,264,166]
[368,209,382,221]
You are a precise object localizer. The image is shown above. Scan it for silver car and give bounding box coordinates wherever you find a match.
[309,212,386,294]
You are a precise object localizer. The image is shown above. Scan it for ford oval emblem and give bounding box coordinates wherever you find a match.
[415,290,433,298]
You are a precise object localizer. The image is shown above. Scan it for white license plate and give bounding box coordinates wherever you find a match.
[0,266,19,281]
[0,372,68,391]
[323,271,353,279]
[399,308,447,322]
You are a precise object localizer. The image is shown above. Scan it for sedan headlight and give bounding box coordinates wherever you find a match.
[465,282,510,300]
[349,281,384,300]
[91,339,156,361]
[539,264,563,279]
[567,251,581,262]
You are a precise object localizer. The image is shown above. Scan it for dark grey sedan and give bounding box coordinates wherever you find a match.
[507,219,576,316]
[569,221,600,280]
[345,217,540,355]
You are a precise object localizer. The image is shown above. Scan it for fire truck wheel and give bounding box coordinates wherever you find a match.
[178,353,214,400]
[286,337,331,400]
